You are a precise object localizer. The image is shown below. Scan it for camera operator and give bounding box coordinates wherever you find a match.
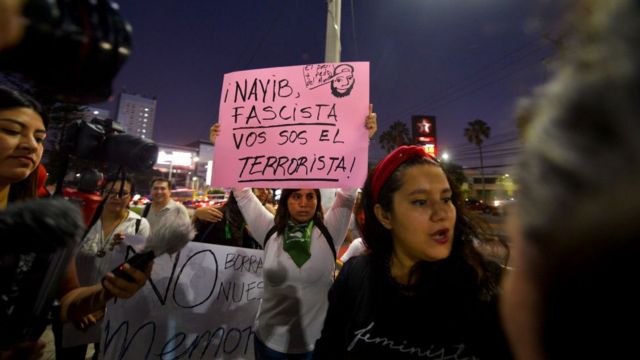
[0,86,152,359]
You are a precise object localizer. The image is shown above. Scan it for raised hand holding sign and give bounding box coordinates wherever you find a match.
[212,62,370,189]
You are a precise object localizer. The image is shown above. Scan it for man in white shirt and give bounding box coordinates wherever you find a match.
[145,178,190,232]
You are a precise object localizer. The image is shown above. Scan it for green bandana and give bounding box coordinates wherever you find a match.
[283,220,314,268]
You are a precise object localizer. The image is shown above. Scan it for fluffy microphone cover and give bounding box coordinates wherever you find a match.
[0,197,85,252]
[142,215,195,255]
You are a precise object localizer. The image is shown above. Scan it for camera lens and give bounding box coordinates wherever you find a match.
[102,134,158,171]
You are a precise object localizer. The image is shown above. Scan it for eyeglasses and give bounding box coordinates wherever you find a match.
[104,190,132,198]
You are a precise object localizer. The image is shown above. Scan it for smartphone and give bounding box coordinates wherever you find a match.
[109,251,155,282]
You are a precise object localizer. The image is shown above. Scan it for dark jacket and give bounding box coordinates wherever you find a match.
[313,255,513,359]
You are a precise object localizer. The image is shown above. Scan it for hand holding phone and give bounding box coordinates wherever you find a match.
[109,251,155,282]
[102,257,153,299]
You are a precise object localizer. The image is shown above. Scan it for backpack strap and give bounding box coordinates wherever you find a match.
[141,203,151,218]
[315,221,336,260]
[263,226,278,248]
[135,218,142,234]
[263,222,336,259]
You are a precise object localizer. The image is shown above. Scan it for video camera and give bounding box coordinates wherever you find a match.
[56,116,158,225]
[63,117,159,172]
[0,0,131,103]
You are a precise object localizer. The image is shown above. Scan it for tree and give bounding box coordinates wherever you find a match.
[378,121,411,154]
[441,161,467,192]
[464,119,491,202]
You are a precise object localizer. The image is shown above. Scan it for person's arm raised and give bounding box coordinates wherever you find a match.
[366,104,378,140]
[209,123,221,145]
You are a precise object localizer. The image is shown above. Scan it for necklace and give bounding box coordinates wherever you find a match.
[96,212,128,257]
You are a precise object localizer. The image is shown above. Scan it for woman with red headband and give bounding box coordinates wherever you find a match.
[313,145,512,359]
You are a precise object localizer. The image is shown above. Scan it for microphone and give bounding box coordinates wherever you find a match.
[0,198,85,349]
[109,215,195,282]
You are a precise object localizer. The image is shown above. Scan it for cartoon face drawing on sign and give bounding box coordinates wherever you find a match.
[330,64,355,98]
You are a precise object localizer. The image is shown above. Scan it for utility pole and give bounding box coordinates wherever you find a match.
[325,0,342,62]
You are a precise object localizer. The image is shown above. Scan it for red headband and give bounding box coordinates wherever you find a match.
[371,146,437,204]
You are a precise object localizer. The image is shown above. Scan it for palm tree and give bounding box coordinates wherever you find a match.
[378,121,411,154]
[464,119,491,202]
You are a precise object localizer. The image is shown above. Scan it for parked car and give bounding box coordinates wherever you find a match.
[465,199,498,215]
[493,199,516,216]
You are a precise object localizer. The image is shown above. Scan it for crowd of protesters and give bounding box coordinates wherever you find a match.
[2,0,639,359]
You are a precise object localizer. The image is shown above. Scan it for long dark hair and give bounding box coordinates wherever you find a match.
[0,86,47,202]
[102,174,135,196]
[273,189,323,236]
[362,157,501,297]
[223,192,247,243]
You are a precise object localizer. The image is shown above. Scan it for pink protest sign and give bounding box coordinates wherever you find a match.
[212,62,370,188]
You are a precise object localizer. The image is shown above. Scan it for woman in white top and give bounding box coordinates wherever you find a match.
[234,187,356,359]
[75,176,150,331]
[79,175,150,283]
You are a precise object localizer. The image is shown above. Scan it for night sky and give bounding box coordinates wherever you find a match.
[97,0,559,169]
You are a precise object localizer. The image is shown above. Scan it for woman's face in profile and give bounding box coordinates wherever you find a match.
[0,107,46,185]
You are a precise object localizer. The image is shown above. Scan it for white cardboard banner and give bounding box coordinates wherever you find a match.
[100,241,263,360]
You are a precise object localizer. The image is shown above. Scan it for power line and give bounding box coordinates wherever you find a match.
[456,146,523,156]
[244,1,288,69]
[429,59,542,112]
[388,40,549,120]
[452,150,522,161]
[446,131,521,151]
[463,164,515,170]
[454,138,522,154]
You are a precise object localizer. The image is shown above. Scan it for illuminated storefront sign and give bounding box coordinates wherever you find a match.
[412,115,437,157]
[156,149,196,167]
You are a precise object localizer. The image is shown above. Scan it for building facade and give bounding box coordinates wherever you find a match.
[154,143,199,189]
[462,168,518,204]
[116,92,157,139]
[185,140,214,190]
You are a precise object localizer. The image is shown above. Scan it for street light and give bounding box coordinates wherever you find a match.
[441,152,450,162]
[192,176,199,191]
[188,156,200,189]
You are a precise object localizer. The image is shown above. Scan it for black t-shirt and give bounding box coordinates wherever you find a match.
[313,256,513,359]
